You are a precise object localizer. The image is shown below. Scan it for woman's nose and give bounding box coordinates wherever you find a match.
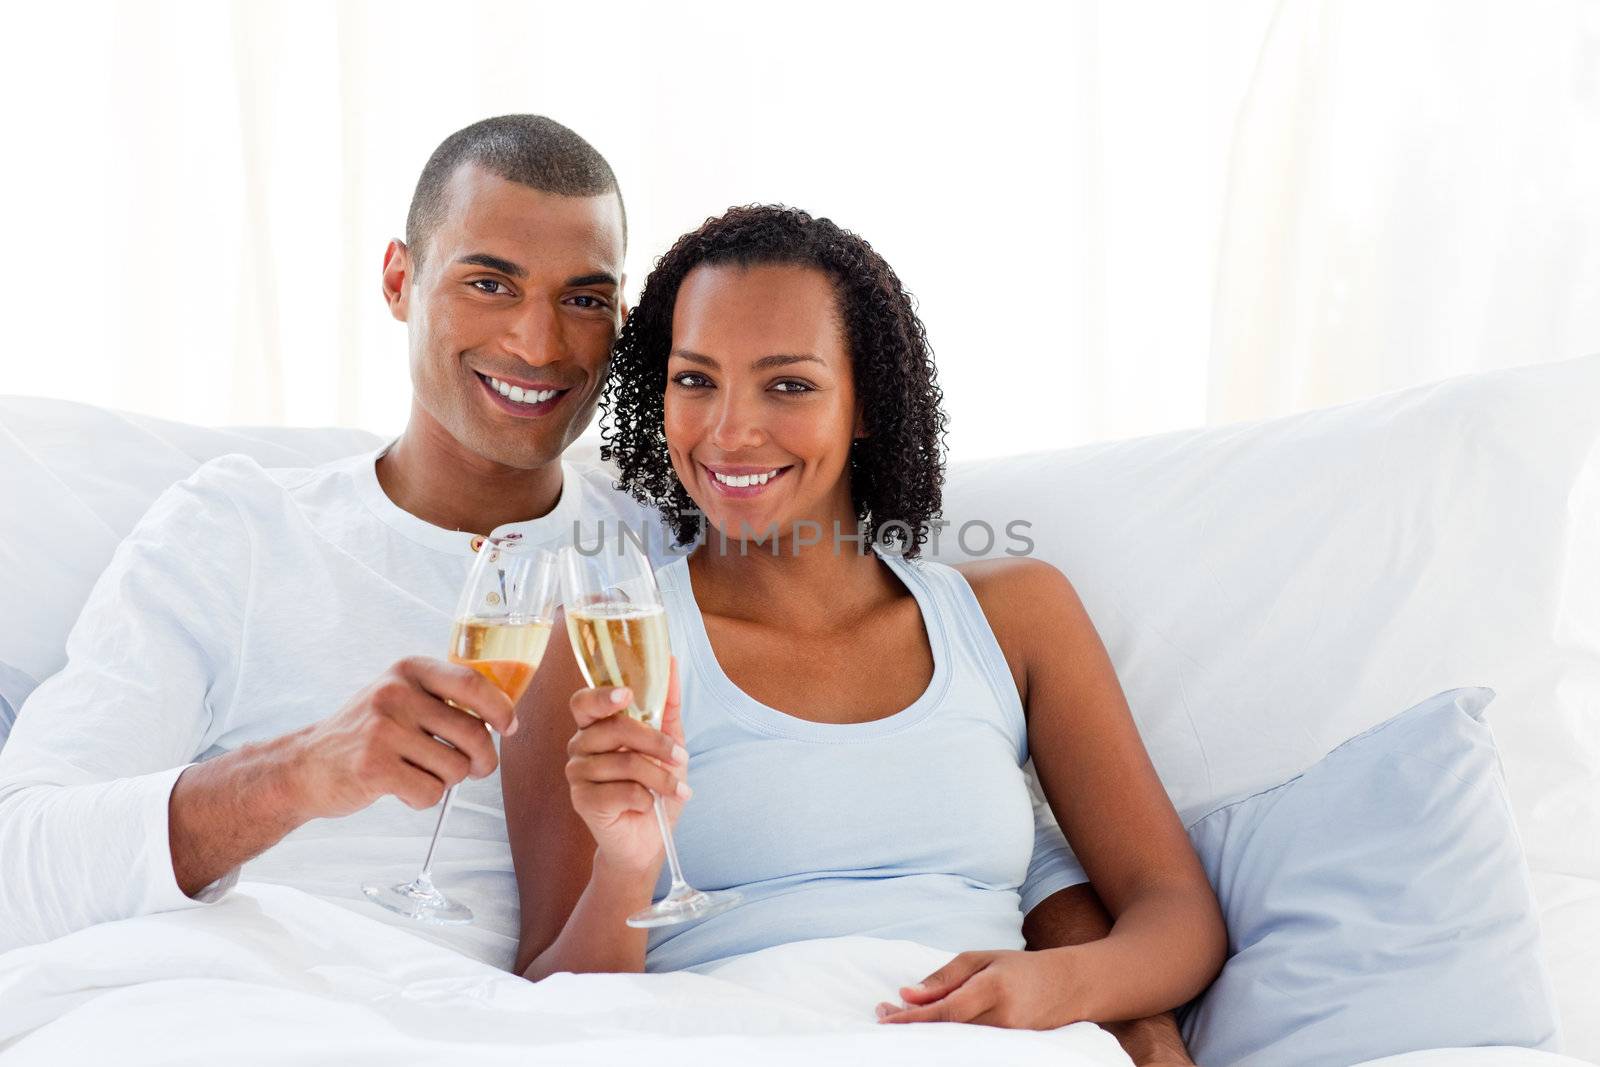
[709,394,766,452]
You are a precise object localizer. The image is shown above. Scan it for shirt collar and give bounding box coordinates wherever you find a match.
[341,443,586,556]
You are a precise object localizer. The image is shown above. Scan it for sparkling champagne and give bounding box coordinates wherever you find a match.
[448,617,552,702]
[566,603,671,725]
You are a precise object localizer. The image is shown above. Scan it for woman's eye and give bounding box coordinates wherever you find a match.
[772,380,814,394]
[470,279,509,295]
[672,372,712,389]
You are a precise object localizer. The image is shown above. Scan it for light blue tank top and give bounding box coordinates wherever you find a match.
[646,550,1087,973]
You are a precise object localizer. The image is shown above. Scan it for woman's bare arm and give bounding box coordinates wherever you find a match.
[500,616,654,978]
[967,558,1226,1021]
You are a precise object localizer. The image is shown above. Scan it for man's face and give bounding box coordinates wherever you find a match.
[383,164,626,469]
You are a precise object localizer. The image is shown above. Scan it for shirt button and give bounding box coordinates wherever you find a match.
[469,535,486,553]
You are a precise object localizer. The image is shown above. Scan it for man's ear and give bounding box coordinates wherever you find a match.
[381,239,412,323]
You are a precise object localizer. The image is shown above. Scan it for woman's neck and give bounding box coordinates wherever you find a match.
[687,525,900,633]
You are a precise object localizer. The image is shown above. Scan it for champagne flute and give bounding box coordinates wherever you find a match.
[362,538,558,924]
[558,541,741,928]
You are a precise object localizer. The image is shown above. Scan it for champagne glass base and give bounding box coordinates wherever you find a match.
[362,875,473,926]
[626,887,742,929]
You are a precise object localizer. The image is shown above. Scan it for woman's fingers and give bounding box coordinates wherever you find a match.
[567,709,684,766]
[898,951,993,1004]
[875,976,991,1024]
[572,779,656,818]
[659,656,686,748]
[571,684,635,728]
[568,750,690,800]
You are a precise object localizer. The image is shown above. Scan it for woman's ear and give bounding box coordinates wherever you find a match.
[853,408,869,440]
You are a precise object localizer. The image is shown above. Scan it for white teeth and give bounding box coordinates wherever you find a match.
[712,468,781,488]
[488,376,559,405]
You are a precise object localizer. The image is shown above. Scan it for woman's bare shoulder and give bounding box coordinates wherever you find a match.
[950,557,1096,693]
[952,556,1081,619]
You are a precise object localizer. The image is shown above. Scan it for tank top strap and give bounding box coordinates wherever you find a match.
[880,554,1029,759]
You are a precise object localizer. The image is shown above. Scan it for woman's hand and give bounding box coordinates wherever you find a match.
[875,947,1089,1029]
[564,657,691,875]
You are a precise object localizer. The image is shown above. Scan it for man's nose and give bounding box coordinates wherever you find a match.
[503,299,564,366]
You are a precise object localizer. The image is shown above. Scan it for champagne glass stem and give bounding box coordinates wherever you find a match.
[653,792,691,895]
[419,783,458,880]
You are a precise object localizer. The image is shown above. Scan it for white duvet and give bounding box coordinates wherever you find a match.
[0,884,1589,1067]
[0,883,1130,1066]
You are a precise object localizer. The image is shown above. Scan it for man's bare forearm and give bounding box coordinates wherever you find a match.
[167,732,310,896]
[1023,883,1197,1066]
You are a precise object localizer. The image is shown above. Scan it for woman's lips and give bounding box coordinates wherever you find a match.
[701,462,794,498]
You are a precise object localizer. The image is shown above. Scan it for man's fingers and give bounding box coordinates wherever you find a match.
[392,758,449,810]
[395,728,475,786]
[899,952,991,1004]
[415,701,501,779]
[567,712,684,768]
[399,656,517,734]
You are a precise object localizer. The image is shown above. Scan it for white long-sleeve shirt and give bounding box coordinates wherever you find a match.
[0,447,662,967]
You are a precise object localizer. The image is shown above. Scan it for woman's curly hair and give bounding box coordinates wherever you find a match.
[601,204,948,558]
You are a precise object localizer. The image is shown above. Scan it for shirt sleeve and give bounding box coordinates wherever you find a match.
[0,465,249,951]
[1019,758,1089,914]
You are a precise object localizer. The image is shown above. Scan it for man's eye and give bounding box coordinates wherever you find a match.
[471,279,509,295]
[568,294,609,309]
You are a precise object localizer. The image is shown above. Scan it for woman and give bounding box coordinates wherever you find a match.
[501,205,1224,1030]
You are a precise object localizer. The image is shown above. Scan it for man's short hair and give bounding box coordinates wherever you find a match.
[405,114,626,269]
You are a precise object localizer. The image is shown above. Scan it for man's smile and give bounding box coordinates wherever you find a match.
[474,371,572,418]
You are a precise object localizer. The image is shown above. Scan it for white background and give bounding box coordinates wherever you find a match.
[2,0,1598,459]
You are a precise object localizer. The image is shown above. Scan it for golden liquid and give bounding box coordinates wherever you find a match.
[566,604,671,726]
[448,617,553,703]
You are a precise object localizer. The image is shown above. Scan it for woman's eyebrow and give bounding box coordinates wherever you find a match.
[671,350,823,370]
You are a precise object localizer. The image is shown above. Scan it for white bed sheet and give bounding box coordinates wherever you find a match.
[0,883,1130,1066]
[3,883,1590,1067]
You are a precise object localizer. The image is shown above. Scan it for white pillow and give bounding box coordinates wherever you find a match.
[0,397,380,698]
[933,355,1600,882]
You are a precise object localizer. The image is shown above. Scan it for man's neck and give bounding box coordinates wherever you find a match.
[375,410,565,535]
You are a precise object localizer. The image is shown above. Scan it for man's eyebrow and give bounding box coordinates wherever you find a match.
[456,253,527,278]
[566,272,619,288]
[671,350,824,370]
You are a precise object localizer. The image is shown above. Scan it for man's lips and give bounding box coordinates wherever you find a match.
[475,371,572,418]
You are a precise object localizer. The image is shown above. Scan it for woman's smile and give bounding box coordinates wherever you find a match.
[699,461,796,499]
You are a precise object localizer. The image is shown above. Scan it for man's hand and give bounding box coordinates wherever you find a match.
[283,655,518,819]
[169,655,516,897]
[874,947,1089,1029]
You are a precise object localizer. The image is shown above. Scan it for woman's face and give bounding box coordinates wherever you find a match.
[664,262,861,547]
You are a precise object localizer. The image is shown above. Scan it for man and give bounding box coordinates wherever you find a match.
[0,114,1193,1063]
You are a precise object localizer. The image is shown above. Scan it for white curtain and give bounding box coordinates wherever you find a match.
[2,1,1596,460]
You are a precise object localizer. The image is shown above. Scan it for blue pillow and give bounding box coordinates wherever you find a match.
[1181,687,1560,1067]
